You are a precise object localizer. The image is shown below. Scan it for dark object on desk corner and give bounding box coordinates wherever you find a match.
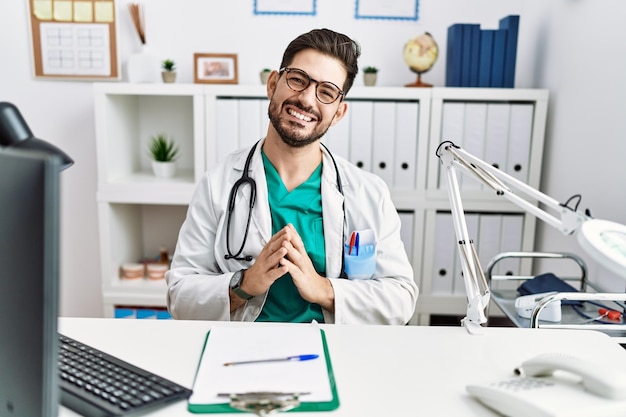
[517,273,583,306]
[59,333,192,417]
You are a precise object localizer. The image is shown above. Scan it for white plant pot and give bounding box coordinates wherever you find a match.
[151,160,176,178]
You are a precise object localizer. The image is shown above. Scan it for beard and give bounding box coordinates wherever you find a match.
[268,98,333,148]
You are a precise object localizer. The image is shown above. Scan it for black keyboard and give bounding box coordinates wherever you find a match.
[58,333,192,417]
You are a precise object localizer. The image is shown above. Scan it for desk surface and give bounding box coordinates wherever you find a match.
[58,318,626,417]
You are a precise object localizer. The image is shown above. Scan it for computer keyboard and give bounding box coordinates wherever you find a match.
[58,333,192,417]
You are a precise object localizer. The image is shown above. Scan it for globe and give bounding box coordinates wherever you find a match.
[403,32,438,87]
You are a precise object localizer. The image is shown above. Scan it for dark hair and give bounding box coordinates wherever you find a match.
[280,28,361,96]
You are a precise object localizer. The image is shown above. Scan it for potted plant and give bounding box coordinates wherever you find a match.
[149,134,179,178]
[363,66,378,86]
[260,68,271,85]
[161,59,177,83]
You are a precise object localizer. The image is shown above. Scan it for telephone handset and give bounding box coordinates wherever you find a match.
[466,353,626,417]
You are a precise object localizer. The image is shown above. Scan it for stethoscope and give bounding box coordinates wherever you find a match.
[224,140,345,269]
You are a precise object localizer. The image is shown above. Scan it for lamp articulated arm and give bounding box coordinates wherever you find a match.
[435,141,594,335]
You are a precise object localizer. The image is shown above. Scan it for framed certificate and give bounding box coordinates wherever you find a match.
[254,0,317,16]
[355,0,419,21]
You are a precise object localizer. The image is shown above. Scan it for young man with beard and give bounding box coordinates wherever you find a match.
[166,28,418,324]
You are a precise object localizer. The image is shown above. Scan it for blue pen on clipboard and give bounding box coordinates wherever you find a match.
[223,354,319,366]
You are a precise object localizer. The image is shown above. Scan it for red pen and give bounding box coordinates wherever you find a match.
[349,232,356,255]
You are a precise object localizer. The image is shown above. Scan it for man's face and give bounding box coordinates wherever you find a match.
[267,49,348,148]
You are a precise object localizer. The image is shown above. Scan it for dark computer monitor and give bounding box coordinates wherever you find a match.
[0,148,61,417]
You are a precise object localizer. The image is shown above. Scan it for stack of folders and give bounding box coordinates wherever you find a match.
[446,15,519,88]
[188,324,339,413]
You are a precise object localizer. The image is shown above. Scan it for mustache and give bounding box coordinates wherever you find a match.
[283,99,321,121]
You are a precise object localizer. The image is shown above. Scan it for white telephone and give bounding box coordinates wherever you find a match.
[466,353,626,417]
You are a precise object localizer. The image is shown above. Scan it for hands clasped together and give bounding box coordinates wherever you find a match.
[230,224,335,312]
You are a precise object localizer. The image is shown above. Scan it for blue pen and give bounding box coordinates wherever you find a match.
[223,354,319,366]
[355,232,360,256]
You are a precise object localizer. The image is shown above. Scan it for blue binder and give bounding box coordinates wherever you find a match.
[446,23,464,87]
[478,29,494,87]
[467,24,481,87]
[499,15,520,88]
[490,29,507,88]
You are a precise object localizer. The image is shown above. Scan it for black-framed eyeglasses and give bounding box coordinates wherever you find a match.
[279,67,345,104]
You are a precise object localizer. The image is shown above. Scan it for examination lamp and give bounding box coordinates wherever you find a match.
[0,101,74,170]
[436,141,626,335]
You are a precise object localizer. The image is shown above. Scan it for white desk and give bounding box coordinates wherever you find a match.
[58,317,626,416]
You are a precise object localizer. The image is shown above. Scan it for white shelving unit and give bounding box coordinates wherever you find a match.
[94,83,548,322]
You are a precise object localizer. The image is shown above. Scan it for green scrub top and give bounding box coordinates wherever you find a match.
[256,150,326,323]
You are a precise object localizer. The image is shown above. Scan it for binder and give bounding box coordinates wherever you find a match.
[394,101,419,188]
[507,103,533,182]
[483,103,511,182]
[349,100,374,171]
[372,101,396,186]
[188,325,339,414]
[490,29,507,88]
[238,99,264,148]
[461,103,487,190]
[432,212,456,295]
[467,24,481,87]
[398,210,415,263]
[477,29,494,88]
[461,23,478,87]
[216,98,239,161]
[446,23,464,87]
[499,15,520,88]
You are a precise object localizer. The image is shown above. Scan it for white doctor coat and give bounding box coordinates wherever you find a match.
[166,139,418,325]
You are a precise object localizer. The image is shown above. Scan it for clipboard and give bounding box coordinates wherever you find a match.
[188,325,339,414]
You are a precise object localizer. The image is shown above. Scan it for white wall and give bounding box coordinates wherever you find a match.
[1,0,624,317]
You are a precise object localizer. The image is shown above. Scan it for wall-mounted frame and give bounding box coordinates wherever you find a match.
[194,53,238,84]
[355,0,419,21]
[27,0,120,80]
[254,0,316,16]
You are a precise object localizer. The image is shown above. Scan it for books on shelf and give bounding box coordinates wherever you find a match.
[445,15,519,88]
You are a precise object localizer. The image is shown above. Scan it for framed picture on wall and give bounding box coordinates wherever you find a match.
[355,0,419,21]
[194,53,238,84]
[254,0,316,15]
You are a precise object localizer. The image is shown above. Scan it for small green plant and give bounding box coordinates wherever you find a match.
[261,68,271,72]
[149,134,179,162]
[161,59,176,72]
[364,66,378,74]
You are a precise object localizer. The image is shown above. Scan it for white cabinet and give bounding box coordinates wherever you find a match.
[94,84,548,322]
[94,84,205,316]
[417,88,548,324]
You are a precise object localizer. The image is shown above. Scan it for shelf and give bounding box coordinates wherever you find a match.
[97,169,196,204]
[94,84,548,319]
[103,278,168,307]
